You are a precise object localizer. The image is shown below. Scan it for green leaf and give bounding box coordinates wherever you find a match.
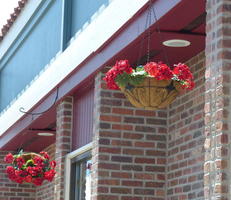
[135,65,144,72]
[115,72,131,87]
[129,75,145,86]
[25,159,34,167]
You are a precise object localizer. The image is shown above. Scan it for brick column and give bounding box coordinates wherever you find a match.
[92,71,167,200]
[54,97,73,200]
[204,1,231,199]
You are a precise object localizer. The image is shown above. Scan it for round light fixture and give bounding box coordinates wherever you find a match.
[37,132,54,136]
[163,39,191,47]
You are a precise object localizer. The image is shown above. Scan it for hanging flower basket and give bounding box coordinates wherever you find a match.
[4,151,56,186]
[103,60,194,110]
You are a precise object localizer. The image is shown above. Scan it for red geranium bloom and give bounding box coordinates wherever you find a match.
[44,169,56,182]
[15,169,27,177]
[40,151,50,160]
[103,67,120,90]
[6,166,15,175]
[173,63,193,80]
[25,175,32,183]
[4,153,14,163]
[16,157,25,169]
[182,80,195,90]
[144,62,173,80]
[26,166,42,177]
[103,60,133,90]
[116,60,133,74]
[15,176,24,184]
[50,160,56,169]
[32,177,44,186]
[33,156,45,168]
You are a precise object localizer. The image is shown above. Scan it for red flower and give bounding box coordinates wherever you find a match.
[32,177,44,186]
[182,80,195,90]
[15,176,24,184]
[144,62,173,80]
[4,153,14,163]
[103,60,133,90]
[25,175,32,183]
[116,60,133,74]
[5,151,56,186]
[44,169,56,182]
[39,151,50,160]
[6,166,15,175]
[16,157,25,169]
[173,63,193,80]
[103,67,120,90]
[33,156,45,168]
[26,166,42,177]
[50,160,56,169]
[15,169,27,177]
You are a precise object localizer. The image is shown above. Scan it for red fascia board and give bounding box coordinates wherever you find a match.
[0,0,182,149]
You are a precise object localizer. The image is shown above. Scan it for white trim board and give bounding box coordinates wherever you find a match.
[64,143,93,200]
[0,0,149,136]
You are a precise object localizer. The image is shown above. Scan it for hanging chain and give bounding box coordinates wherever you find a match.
[146,0,152,63]
[137,0,170,66]
[136,1,152,66]
[151,6,170,66]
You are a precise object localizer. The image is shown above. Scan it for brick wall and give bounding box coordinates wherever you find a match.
[205,0,231,199]
[35,144,55,200]
[167,52,205,200]
[0,151,36,200]
[91,69,168,200]
[54,97,73,200]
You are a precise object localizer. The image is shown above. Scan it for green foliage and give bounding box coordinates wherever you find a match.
[115,72,131,87]
[25,159,34,167]
[115,67,147,87]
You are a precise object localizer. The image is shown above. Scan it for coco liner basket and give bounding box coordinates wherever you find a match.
[103,60,194,110]
[120,78,181,110]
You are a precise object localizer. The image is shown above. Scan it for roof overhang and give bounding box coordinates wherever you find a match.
[0,0,206,151]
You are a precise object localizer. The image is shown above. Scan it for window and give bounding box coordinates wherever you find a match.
[70,151,92,200]
[62,0,110,48]
[65,143,92,200]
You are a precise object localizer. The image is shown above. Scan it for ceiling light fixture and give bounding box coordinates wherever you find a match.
[163,39,191,47]
[37,132,54,136]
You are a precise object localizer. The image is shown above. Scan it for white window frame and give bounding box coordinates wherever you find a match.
[64,142,93,200]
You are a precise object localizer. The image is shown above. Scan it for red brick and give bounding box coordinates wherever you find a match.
[135,142,155,148]
[135,158,155,164]
[112,108,133,115]
[111,172,132,179]
[98,179,120,186]
[100,115,121,122]
[111,187,131,194]
[122,180,143,187]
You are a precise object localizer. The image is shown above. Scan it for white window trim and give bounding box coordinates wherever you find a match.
[64,142,93,200]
